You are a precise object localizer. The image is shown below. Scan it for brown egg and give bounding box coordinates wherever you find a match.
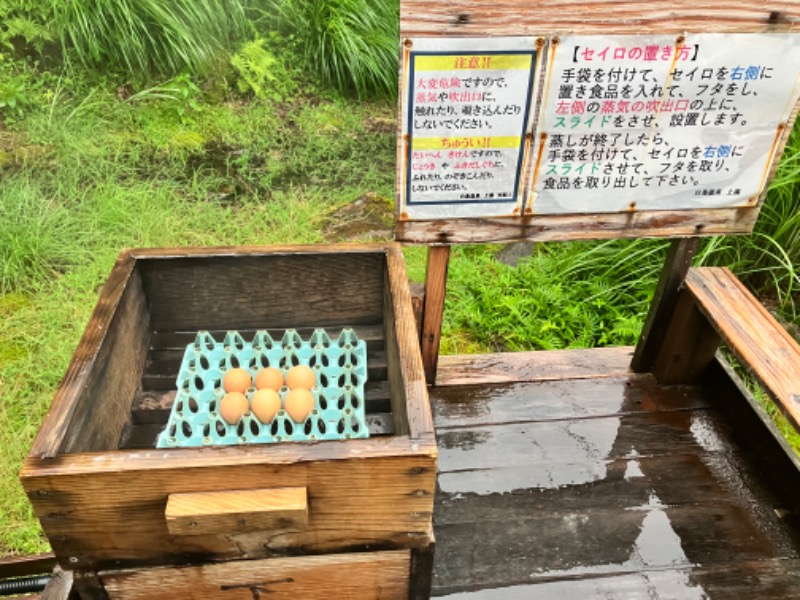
[286,365,315,390]
[255,367,284,391]
[251,388,281,423]
[284,388,315,423]
[223,368,252,394]
[219,392,248,424]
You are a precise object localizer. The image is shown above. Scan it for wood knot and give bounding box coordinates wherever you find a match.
[455,13,471,25]
[768,11,789,24]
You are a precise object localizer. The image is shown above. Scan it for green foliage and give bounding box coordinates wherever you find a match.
[439,243,661,353]
[261,0,399,98]
[230,36,298,101]
[52,0,249,78]
[0,0,53,52]
[125,72,205,125]
[693,125,800,329]
[0,74,27,117]
[0,177,88,294]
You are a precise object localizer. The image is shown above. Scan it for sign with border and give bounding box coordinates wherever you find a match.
[399,37,541,219]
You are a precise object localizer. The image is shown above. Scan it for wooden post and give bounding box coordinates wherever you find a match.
[408,531,435,600]
[651,288,722,385]
[631,237,699,373]
[420,246,450,385]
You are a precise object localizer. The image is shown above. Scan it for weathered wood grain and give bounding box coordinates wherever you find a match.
[40,567,76,600]
[420,247,450,385]
[138,248,386,332]
[0,554,56,579]
[430,560,800,599]
[165,487,308,536]
[652,287,722,384]
[409,529,436,600]
[436,346,634,386]
[28,251,151,459]
[431,375,711,429]
[400,1,800,36]
[395,206,760,245]
[99,550,411,600]
[631,238,699,372]
[21,436,436,571]
[702,356,800,524]
[686,267,800,429]
[385,245,435,440]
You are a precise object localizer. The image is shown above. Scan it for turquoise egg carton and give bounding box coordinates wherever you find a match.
[156,328,369,448]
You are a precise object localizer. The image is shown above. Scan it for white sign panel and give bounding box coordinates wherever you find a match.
[401,37,539,219]
[530,34,800,214]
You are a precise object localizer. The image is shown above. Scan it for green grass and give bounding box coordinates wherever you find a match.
[259,0,399,98]
[0,65,397,554]
[52,0,249,77]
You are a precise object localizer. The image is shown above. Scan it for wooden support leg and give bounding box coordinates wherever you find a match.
[421,246,450,385]
[408,532,435,600]
[651,288,721,385]
[631,237,699,373]
[72,571,108,600]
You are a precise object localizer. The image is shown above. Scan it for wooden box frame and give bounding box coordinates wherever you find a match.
[20,244,436,577]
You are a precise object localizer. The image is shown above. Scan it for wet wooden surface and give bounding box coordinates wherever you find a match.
[429,367,800,597]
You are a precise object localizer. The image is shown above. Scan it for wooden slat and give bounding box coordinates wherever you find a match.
[436,346,634,386]
[631,238,699,372]
[431,375,711,429]
[28,251,150,459]
[137,248,386,332]
[165,487,308,536]
[420,246,450,385]
[400,0,800,36]
[385,245,435,440]
[430,559,800,599]
[99,550,411,600]
[21,436,436,571]
[396,207,760,245]
[685,267,800,428]
[0,554,56,579]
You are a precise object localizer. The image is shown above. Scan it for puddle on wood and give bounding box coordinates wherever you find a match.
[432,377,800,596]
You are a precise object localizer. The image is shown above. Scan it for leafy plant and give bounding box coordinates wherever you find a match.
[0,75,27,118]
[230,36,298,101]
[125,72,204,124]
[52,0,249,78]
[261,0,399,98]
[0,0,53,53]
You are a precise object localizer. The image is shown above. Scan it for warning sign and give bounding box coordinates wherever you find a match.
[401,37,539,219]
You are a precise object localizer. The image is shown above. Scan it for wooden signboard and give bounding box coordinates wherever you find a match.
[396,2,800,243]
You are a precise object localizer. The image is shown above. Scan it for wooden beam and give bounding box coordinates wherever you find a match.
[0,554,56,579]
[631,238,699,373]
[400,1,800,36]
[651,287,722,384]
[685,267,800,429]
[165,487,308,536]
[420,246,450,385]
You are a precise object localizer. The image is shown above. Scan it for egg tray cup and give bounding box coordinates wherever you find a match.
[156,328,369,448]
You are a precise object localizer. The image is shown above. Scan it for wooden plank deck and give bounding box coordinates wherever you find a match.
[429,351,800,598]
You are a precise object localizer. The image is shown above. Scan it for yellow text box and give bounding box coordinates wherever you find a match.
[413,136,522,150]
[414,54,532,72]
